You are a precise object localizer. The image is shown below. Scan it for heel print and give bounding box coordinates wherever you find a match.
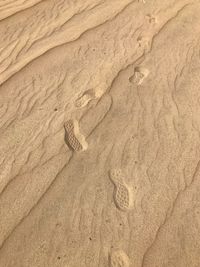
[109,249,130,267]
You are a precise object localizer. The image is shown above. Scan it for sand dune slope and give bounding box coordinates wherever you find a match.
[0,0,200,266]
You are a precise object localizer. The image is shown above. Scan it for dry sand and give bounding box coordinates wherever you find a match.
[0,0,200,266]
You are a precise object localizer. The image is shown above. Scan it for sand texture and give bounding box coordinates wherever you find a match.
[0,0,200,266]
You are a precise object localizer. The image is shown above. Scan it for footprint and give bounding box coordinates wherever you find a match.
[137,35,150,50]
[75,88,103,108]
[64,119,88,152]
[145,14,157,24]
[110,249,130,267]
[109,169,133,211]
[129,66,149,85]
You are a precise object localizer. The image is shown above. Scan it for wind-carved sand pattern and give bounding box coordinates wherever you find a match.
[64,119,88,152]
[109,169,133,211]
[110,249,130,267]
[75,88,103,108]
[129,66,149,85]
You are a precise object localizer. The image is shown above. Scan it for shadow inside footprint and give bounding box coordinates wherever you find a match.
[129,66,149,85]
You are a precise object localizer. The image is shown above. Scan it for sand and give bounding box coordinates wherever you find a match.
[0,0,200,266]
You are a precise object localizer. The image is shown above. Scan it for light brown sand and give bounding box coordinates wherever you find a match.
[0,0,200,266]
